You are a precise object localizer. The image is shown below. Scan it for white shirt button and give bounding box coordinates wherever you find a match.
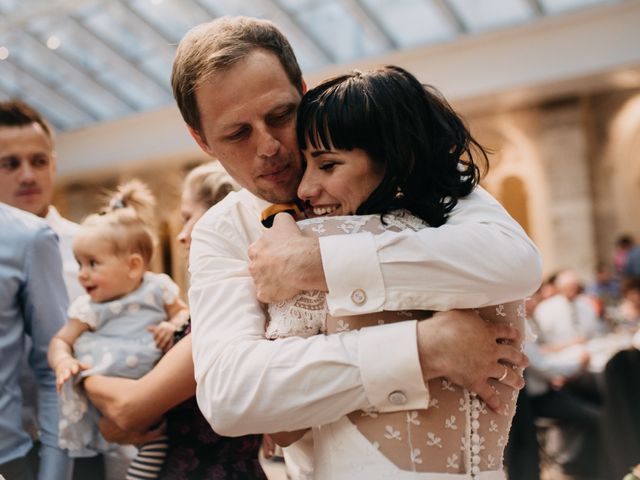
[350,288,367,305]
[388,390,408,405]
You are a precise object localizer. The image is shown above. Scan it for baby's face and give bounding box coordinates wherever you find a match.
[73,233,141,303]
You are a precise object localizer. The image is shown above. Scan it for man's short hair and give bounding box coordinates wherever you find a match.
[171,16,303,135]
[0,100,54,140]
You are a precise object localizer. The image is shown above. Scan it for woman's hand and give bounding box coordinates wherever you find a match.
[54,357,89,393]
[99,417,166,444]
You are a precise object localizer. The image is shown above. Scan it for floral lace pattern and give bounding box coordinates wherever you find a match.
[268,211,525,477]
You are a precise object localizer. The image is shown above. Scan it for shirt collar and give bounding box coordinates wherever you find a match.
[45,205,61,225]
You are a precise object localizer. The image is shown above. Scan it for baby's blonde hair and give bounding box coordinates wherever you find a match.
[81,179,156,265]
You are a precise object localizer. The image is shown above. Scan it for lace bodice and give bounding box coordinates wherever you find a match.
[266,211,525,477]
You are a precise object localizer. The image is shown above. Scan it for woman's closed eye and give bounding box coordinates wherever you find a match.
[319,161,337,171]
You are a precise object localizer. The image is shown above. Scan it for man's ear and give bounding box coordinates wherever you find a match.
[127,253,145,279]
[187,126,215,157]
[302,78,307,94]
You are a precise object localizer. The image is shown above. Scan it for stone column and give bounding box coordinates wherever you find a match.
[537,99,596,281]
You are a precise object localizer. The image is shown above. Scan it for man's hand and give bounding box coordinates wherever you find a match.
[248,213,327,303]
[417,310,528,413]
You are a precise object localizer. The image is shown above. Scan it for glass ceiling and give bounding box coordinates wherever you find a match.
[0,0,620,131]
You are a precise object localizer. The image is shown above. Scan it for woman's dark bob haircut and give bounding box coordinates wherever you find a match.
[297,65,488,227]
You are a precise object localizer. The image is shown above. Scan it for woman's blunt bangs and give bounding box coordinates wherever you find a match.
[297,73,384,156]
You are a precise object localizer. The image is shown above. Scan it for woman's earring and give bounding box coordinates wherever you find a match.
[394,186,405,200]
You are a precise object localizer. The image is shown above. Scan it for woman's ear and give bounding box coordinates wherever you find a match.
[127,253,145,279]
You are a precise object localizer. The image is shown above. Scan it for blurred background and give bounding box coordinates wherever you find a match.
[1,0,639,293]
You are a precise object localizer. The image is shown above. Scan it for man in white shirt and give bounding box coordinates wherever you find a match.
[0,100,82,301]
[172,17,539,439]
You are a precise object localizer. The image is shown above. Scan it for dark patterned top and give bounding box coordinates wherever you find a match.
[159,323,266,479]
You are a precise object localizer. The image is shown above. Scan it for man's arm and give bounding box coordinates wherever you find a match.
[249,187,542,313]
[22,227,71,480]
[191,208,526,435]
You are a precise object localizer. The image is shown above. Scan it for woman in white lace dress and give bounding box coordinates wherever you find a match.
[265,66,527,480]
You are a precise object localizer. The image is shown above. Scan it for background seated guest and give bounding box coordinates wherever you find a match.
[585,263,621,320]
[534,269,607,351]
[613,234,634,279]
[0,203,70,480]
[529,282,611,479]
[610,277,640,331]
[83,163,267,479]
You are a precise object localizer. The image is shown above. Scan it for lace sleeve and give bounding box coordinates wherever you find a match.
[265,213,417,340]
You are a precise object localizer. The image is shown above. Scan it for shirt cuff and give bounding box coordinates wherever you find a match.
[320,232,386,316]
[358,320,429,412]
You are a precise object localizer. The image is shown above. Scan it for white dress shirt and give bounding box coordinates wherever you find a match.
[45,206,83,302]
[189,186,542,436]
[534,294,603,345]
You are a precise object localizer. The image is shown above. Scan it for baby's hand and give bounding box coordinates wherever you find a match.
[54,357,88,393]
[148,322,177,352]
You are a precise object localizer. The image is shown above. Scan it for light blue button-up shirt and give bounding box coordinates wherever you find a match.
[0,203,70,479]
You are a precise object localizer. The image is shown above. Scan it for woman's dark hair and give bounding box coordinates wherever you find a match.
[296,66,488,227]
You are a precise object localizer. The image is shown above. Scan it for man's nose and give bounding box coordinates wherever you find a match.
[256,128,280,158]
[18,163,36,183]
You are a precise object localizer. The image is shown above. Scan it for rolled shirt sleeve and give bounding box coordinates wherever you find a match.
[322,186,543,315]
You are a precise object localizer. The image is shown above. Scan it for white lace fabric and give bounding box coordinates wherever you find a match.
[266,212,525,477]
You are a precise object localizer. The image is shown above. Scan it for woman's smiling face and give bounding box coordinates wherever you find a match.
[297,146,384,217]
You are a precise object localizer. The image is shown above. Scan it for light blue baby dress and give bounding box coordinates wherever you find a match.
[58,272,179,457]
